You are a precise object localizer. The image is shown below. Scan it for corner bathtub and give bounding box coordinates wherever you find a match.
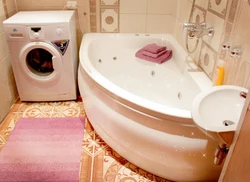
[78,33,222,182]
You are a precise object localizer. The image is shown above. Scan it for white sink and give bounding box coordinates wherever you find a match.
[191,85,248,145]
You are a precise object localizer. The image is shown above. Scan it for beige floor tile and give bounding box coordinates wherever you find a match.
[0,99,173,182]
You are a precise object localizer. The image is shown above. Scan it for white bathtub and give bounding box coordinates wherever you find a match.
[78,33,222,182]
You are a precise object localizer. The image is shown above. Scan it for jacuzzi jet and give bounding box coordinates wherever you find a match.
[178,92,182,99]
[151,70,155,76]
[98,59,102,63]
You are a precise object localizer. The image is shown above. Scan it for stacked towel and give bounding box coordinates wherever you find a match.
[135,43,172,64]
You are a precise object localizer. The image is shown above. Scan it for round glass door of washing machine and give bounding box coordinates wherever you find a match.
[26,48,54,76]
[19,42,63,83]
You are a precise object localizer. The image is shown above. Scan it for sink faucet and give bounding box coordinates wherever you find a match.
[183,22,214,38]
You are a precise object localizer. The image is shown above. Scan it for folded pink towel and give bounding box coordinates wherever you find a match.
[142,49,167,58]
[143,43,166,54]
[136,49,172,64]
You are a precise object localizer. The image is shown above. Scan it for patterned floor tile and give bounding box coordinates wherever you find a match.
[93,146,172,182]
[0,112,23,137]
[0,99,173,182]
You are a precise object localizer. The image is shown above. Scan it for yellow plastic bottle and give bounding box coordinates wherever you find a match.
[214,59,225,86]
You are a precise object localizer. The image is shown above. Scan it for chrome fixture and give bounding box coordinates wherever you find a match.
[221,41,231,51]
[184,22,215,53]
[240,91,247,99]
[214,143,229,165]
[230,45,242,58]
[223,120,235,126]
[183,22,215,38]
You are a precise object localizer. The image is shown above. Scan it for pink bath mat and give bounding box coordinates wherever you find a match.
[0,117,85,182]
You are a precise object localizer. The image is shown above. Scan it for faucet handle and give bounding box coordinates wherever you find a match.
[221,42,231,50]
[230,45,242,58]
[183,22,196,29]
[199,22,207,28]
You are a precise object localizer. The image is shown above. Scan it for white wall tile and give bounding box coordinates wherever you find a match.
[173,17,186,48]
[120,0,147,14]
[146,15,174,34]
[232,0,250,65]
[147,0,175,15]
[195,0,209,10]
[0,33,9,62]
[203,11,224,52]
[0,5,6,34]
[120,14,146,33]
[175,0,193,23]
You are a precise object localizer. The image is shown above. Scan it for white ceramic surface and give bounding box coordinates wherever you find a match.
[192,85,248,144]
[78,33,223,182]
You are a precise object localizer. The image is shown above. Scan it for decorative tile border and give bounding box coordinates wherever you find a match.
[89,0,120,33]
[100,0,119,33]
[100,0,119,6]
[208,0,229,19]
[100,8,119,32]
[192,6,206,23]
[228,0,239,23]
[199,41,217,79]
[89,0,97,32]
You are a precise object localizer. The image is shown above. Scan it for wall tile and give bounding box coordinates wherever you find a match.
[147,0,174,15]
[232,0,250,64]
[224,57,240,85]
[203,11,224,52]
[100,0,119,6]
[173,18,186,48]
[0,5,6,34]
[195,0,209,10]
[199,41,217,79]
[120,14,146,33]
[120,0,147,14]
[77,5,90,34]
[146,15,173,34]
[0,33,9,62]
[100,8,119,32]
[227,0,239,24]
[234,60,250,88]
[208,0,228,19]
[175,0,193,23]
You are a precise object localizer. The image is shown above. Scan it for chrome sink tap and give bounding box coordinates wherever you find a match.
[183,22,214,38]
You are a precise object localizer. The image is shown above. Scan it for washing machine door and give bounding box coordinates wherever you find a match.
[19,42,63,83]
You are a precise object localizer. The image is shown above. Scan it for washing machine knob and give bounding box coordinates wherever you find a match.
[33,33,39,39]
[56,28,63,36]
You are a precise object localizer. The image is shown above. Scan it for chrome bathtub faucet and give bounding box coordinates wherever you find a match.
[183,22,214,38]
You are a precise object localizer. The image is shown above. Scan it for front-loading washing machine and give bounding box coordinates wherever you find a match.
[3,11,78,101]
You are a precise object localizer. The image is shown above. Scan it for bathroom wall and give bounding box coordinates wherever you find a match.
[87,0,175,33]
[174,0,250,90]
[0,0,18,123]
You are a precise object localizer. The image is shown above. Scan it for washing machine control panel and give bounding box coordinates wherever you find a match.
[29,27,44,40]
[56,28,63,35]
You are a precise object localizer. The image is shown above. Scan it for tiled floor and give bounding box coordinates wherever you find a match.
[0,98,172,182]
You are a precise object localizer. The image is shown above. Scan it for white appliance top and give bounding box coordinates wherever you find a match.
[3,11,75,25]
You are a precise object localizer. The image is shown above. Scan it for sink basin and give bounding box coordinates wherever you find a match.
[191,85,248,145]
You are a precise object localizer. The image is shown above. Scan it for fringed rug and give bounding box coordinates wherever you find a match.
[0,117,85,182]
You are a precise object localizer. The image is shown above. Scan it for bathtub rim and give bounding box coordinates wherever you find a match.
[79,33,212,123]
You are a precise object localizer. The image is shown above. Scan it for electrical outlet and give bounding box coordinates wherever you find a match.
[66,1,77,9]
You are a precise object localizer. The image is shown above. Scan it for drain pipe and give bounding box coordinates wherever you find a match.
[214,143,229,165]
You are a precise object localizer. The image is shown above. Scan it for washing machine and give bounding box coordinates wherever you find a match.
[3,11,78,101]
